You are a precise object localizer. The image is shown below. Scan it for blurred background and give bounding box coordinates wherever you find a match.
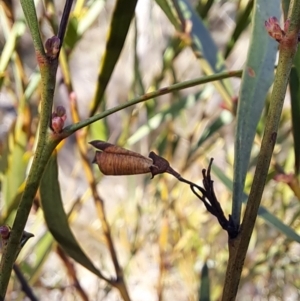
[0,0,299,300]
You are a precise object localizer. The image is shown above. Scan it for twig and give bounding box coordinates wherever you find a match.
[13,264,39,301]
[179,160,238,238]
[57,0,73,45]
[222,1,300,300]
[56,246,89,301]
[146,154,237,237]
[69,94,131,301]
[0,0,72,298]
[62,69,243,136]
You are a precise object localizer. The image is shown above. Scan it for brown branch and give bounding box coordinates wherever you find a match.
[13,264,39,301]
[56,245,89,301]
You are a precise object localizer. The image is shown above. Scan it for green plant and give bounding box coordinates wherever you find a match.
[0,0,300,300]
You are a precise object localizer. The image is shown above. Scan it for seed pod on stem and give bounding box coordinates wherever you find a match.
[90,140,154,175]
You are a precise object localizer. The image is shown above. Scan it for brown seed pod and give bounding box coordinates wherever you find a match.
[90,140,153,175]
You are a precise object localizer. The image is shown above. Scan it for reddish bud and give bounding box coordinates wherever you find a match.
[0,225,11,240]
[51,106,67,133]
[52,116,64,133]
[273,173,294,184]
[45,36,60,59]
[56,106,66,119]
[265,17,285,42]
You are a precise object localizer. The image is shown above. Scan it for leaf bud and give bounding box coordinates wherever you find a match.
[265,17,284,42]
[45,36,60,59]
[0,225,11,240]
[51,116,64,134]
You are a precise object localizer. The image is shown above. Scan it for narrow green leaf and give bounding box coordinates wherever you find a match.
[198,262,210,301]
[0,20,26,88]
[155,0,179,26]
[196,0,214,19]
[23,71,41,103]
[89,0,138,116]
[211,163,300,243]
[127,92,201,146]
[77,0,105,36]
[18,230,54,285]
[232,0,280,226]
[224,0,254,58]
[189,110,232,157]
[25,231,54,284]
[281,0,291,19]
[64,0,105,51]
[40,153,106,279]
[156,0,233,108]
[0,121,28,217]
[89,119,108,143]
[159,0,225,73]
[64,16,79,50]
[289,50,300,174]
[2,189,24,225]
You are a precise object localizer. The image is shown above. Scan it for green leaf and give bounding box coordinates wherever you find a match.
[0,120,28,220]
[211,163,300,243]
[157,0,225,73]
[224,0,254,58]
[89,119,108,143]
[289,51,300,174]
[189,110,232,157]
[198,262,210,301]
[232,0,280,226]
[196,0,214,19]
[40,153,107,279]
[77,0,105,36]
[23,71,41,104]
[64,0,105,51]
[64,16,79,50]
[155,0,233,112]
[89,0,138,115]
[155,0,180,27]
[281,0,291,19]
[127,92,201,146]
[2,189,24,225]
[26,231,54,284]
[0,69,40,223]
[0,20,26,88]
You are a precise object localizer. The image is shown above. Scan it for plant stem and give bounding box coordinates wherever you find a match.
[57,0,73,45]
[70,96,131,301]
[64,69,242,136]
[0,141,57,299]
[0,0,60,298]
[20,0,45,56]
[222,1,300,300]
[13,264,38,301]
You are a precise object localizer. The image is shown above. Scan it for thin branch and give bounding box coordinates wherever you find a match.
[20,0,45,56]
[180,160,238,238]
[56,246,89,301]
[57,0,73,48]
[222,1,300,300]
[13,264,39,301]
[69,94,131,301]
[0,0,73,297]
[63,69,242,136]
